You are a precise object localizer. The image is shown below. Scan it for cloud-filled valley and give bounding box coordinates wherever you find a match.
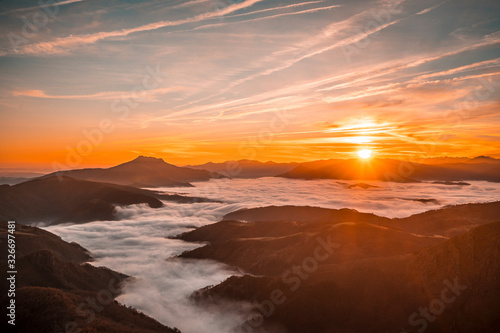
[44,178,500,332]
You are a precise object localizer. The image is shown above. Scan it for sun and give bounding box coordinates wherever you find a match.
[357,149,372,159]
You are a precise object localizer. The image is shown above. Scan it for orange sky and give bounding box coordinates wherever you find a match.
[1,0,499,172]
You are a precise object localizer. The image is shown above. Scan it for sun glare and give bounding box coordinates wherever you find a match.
[357,149,372,159]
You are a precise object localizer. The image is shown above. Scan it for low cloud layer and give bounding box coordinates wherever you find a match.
[47,215,252,333]
[45,178,500,332]
[163,177,500,219]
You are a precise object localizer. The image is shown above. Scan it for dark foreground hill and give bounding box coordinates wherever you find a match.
[0,222,180,333]
[184,212,500,332]
[45,156,218,187]
[0,176,211,226]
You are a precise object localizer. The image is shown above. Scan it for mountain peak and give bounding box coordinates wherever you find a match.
[131,156,166,163]
[472,155,493,160]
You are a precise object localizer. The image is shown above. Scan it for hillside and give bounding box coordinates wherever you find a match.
[0,222,180,333]
[0,176,167,225]
[179,204,499,275]
[191,221,500,333]
[222,201,500,238]
[180,219,442,275]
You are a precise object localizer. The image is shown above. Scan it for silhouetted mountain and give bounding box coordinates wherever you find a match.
[419,156,500,164]
[189,219,500,333]
[187,159,299,178]
[0,176,166,225]
[411,161,500,182]
[278,158,500,182]
[222,201,500,238]
[394,201,500,237]
[179,206,453,275]
[470,155,498,162]
[0,222,180,333]
[180,219,442,275]
[43,156,218,187]
[278,158,419,182]
[222,205,392,225]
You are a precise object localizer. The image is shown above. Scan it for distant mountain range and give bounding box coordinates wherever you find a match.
[0,175,213,225]
[1,155,498,226]
[188,156,500,182]
[178,202,500,333]
[42,156,219,187]
[187,159,299,178]
[277,157,500,182]
[0,222,181,333]
[1,156,498,186]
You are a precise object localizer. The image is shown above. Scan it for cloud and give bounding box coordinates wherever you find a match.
[46,200,254,333]
[12,86,184,101]
[171,0,213,10]
[415,57,500,81]
[43,178,500,331]
[0,0,86,16]
[191,4,342,31]
[2,0,266,56]
[416,1,446,15]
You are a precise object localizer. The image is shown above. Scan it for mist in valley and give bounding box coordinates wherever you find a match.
[42,178,500,332]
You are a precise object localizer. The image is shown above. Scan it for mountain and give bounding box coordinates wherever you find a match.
[0,175,213,225]
[222,205,392,225]
[409,159,500,182]
[0,222,181,333]
[20,156,500,185]
[393,201,500,237]
[187,160,299,178]
[179,203,496,275]
[277,157,500,182]
[186,216,500,333]
[418,156,500,164]
[222,201,500,238]
[179,219,442,276]
[278,158,419,182]
[43,156,219,187]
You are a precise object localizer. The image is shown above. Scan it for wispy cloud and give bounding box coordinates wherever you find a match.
[2,0,500,165]
[191,4,342,31]
[12,86,184,101]
[1,0,266,56]
[0,0,86,16]
[416,1,446,15]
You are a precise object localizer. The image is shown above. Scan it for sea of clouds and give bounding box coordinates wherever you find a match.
[45,178,500,333]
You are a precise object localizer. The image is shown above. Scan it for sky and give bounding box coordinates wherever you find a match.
[0,0,499,171]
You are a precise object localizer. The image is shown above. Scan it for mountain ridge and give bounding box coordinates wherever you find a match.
[40,155,220,187]
[187,218,500,333]
[0,175,213,225]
